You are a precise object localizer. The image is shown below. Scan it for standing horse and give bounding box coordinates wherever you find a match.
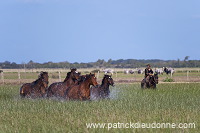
[141,73,158,89]
[102,69,114,74]
[20,71,49,98]
[90,75,114,100]
[138,69,144,74]
[47,68,81,98]
[155,68,163,75]
[164,67,175,75]
[65,73,98,100]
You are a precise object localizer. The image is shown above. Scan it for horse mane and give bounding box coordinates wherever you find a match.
[79,74,94,82]
[77,75,86,83]
[32,73,42,84]
[32,71,48,84]
[85,74,91,80]
[63,68,79,82]
[64,72,71,82]
[101,75,108,85]
[32,78,41,84]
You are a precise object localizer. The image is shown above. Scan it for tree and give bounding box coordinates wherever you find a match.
[184,56,190,62]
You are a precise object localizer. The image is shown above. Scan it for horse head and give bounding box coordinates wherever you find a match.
[34,71,49,96]
[103,75,114,86]
[39,71,49,89]
[87,73,98,87]
[68,68,81,82]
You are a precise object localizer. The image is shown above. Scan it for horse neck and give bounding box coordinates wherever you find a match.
[149,76,155,84]
[63,72,71,82]
[80,78,92,90]
[64,76,75,85]
[33,78,43,88]
[63,77,69,82]
[101,79,109,89]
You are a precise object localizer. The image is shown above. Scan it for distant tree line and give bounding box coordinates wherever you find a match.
[1,57,200,69]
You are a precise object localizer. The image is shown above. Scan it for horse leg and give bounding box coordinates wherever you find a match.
[141,82,144,89]
[141,79,145,89]
[47,89,52,98]
[153,84,156,89]
[20,92,26,98]
[79,96,83,101]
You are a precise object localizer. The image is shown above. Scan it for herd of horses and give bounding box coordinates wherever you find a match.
[20,68,115,100]
[19,68,159,100]
[123,67,175,75]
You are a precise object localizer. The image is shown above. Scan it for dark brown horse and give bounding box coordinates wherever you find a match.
[141,73,158,89]
[47,68,81,98]
[20,71,49,98]
[90,75,114,100]
[65,73,98,100]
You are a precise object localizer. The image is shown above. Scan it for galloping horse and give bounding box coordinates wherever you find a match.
[47,68,81,98]
[90,75,114,100]
[141,73,158,89]
[20,71,49,98]
[65,73,98,100]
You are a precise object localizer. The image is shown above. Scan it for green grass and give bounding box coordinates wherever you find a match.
[0,83,199,132]
[163,77,175,82]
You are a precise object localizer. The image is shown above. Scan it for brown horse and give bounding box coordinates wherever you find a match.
[65,73,98,100]
[90,75,114,100]
[141,73,158,89]
[20,71,49,98]
[47,68,81,98]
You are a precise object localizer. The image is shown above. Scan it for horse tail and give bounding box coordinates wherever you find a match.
[20,86,25,97]
[46,86,53,97]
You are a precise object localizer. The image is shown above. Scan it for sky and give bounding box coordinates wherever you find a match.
[0,0,200,63]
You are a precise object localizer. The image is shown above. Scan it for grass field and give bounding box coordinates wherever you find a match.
[0,83,199,132]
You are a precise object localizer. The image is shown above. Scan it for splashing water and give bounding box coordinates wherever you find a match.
[109,86,121,100]
[90,93,97,101]
[90,86,121,101]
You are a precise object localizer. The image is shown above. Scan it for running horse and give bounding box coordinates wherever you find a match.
[65,73,98,100]
[90,75,114,100]
[20,71,49,98]
[141,73,158,89]
[47,68,81,98]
